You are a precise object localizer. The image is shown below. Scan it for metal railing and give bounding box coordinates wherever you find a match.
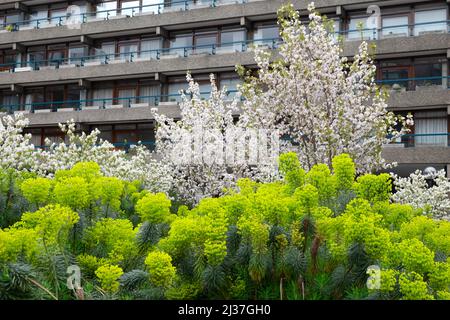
[0,90,239,113]
[377,76,450,91]
[34,140,156,152]
[338,19,450,41]
[392,133,450,148]
[0,38,281,72]
[0,0,248,31]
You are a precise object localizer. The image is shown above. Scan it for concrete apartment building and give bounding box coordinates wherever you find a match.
[0,0,448,176]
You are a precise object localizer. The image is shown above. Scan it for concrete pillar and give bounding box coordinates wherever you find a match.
[447,164,450,179]
[443,62,448,89]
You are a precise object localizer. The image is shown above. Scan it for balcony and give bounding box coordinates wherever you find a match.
[0,0,251,32]
[0,37,280,73]
[0,90,239,125]
[339,20,450,41]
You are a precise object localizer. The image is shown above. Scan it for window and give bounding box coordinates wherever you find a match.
[97,1,117,19]
[25,89,44,111]
[379,60,413,91]
[29,7,48,25]
[414,60,442,87]
[92,88,114,106]
[66,85,81,109]
[68,46,87,64]
[414,110,448,146]
[220,74,241,99]
[220,29,245,52]
[48,47,67,66]
[194,32,217,54]
[140,38,161,59]
[254,24,279,46]
[414,9,447,36]
[116,86,137,105]
[118,41,139,61]
[139,83,160,104]
[50,8,67,25]
[92,123,155,150]
[0,51,16,71]
[168,80,187,102]
[121,0,140,16]
[382,16,409,38]
[27,48,46,69]
[347,17,377,40]
[142,0,161,14]
[2,94,19,111]
[169,33,192,56]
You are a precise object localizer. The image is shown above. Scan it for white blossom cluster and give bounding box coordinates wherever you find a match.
[0,113,172,194]
[0,113,37,171]
[153,73,278,206]
[238,3,413,174]
[391,170,450,220]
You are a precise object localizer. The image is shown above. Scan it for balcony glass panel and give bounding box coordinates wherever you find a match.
[97,1,117,19]
[140,38,161,59]
[381,16,409,38]
[347,17,376,40]
[381,68,410,91]
[68,47,86,64]
[92,88,113,107]
[169,34,192,57]
[27,51,45,69]
[220,29,245,52]
[139,85,160,104]
[254,25,279,46]
[142,0,161,14]
[50,9,67,25]
[414,63,442,87]
[414,9,447,36]
[121,1,140,16]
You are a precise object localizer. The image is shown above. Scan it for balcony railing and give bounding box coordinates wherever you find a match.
[338,20,450,41]
[377,76,450,91]
[34,140,156,152]
[0,38,282,73]
[1,0,249,31]
[392,133,450,148]
[0,90,239,114]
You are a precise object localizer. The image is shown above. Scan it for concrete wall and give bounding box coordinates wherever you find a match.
[0,0,438,46]
[1,32,449,87]
[387,86,450,111]
[25,103,180,127]
[382,145,450,165]
[0,51,255,86]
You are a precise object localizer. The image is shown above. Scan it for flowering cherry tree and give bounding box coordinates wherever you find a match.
[0,113,37,171]
[0,114,172,194]
[238,3,413,173]
[392,170,450,219]
[153,73,278,206]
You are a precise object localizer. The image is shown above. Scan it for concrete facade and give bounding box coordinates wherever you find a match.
[0,0,448,175]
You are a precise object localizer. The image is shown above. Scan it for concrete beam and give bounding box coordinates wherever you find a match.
[14,2,28,12]
[240,17,252,29]
[10,84,23,93]
[12,43,25,53]
[155,73,166,83]
[156,26,169,39]
[78,79,91,88]
[336,5,346,17]
[80,35,93,46]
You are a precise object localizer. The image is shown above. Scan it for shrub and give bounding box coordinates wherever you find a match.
[145,251,176,288]
[95,264,124,293]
